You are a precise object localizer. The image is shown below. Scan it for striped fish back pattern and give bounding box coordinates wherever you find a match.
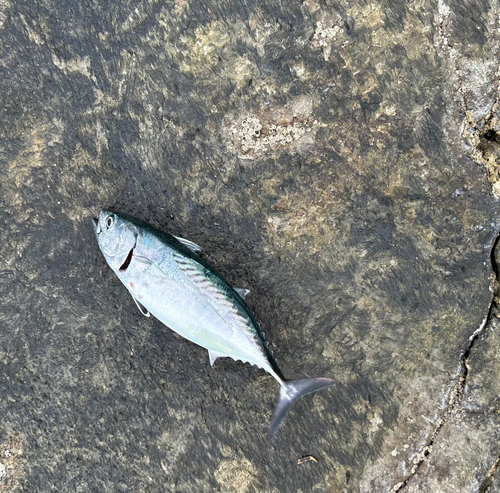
[173,252,265,350]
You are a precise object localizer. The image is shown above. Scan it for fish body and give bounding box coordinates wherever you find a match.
[93,210,334,436]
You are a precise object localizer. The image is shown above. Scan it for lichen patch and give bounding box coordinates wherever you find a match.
[0,435,24,492]
[215,457,257,493]
[224,96,323,158]
[310,17,344,61]
[177,20,232,76]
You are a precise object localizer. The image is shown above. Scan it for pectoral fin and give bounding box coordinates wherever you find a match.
[132,295,150,317]
[208,349,225,366]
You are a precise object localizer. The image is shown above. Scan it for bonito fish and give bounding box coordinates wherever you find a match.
[93,210,334,437]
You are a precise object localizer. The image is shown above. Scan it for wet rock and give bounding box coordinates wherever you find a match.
[1,0,500,491]
[404,412,500,492]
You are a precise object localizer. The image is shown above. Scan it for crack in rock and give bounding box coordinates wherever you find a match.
[391,231,500,492]
[475,235,500,492]
[479,455,500,493]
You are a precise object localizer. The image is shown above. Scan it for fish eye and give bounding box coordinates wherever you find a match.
[106,216,114,228]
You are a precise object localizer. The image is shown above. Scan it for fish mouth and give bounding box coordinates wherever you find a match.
[119,237,137,272]
[92,218,102,244]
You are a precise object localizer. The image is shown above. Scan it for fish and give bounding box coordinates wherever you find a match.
[93,210,334,437]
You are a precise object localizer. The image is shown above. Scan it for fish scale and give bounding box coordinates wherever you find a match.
[94,210,335,437]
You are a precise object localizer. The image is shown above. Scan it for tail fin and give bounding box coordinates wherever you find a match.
[268,377,335,438]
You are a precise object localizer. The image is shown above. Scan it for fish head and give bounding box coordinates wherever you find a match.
[93,210,137,272]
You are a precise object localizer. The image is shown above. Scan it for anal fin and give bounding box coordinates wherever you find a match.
[208,349,225,366]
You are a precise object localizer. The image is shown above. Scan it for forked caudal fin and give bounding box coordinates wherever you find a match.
[268,377,335,439]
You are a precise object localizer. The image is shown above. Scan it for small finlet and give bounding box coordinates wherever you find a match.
[132,296,150,317]
[174,235,203,253]
[234,288,250,299]
[208,349,224,366]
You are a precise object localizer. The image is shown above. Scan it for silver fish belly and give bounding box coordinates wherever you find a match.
[94,210,334,437]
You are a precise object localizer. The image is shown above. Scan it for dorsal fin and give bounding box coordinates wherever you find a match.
[174,235,203,253]
[234,287,250,299]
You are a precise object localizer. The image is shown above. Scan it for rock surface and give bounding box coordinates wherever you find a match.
[1,0,500,491]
